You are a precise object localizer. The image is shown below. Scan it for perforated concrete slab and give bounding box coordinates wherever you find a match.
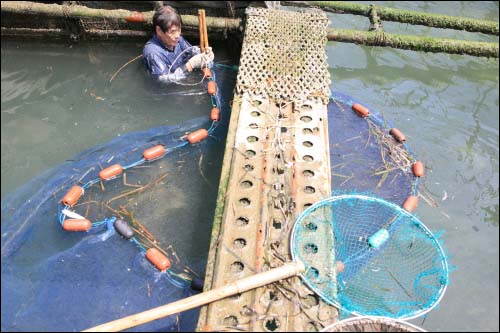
[197,7,336,332]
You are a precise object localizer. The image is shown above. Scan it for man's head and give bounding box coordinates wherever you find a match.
[153,6,182,50]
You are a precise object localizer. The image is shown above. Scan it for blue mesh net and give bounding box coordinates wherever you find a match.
[328,90,419,204]
[2,70,436,330]
[1,65,236,332]
[291,194,449,320]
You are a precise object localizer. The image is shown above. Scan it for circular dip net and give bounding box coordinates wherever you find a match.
[292,194,449,320]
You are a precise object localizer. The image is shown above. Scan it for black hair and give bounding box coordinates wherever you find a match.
[153,6,182,33]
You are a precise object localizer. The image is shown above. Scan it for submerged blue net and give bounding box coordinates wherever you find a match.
[1,65,236,332]
[328,90,420,205]
[2,61,436,330]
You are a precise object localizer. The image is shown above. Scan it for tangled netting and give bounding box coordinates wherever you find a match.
[2,64,434,331]
[292,194,449,320]
[1,65,236,332]
[328,90,420,205]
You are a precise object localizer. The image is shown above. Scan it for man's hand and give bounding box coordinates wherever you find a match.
[186,47,215,72]
[192,46,201,55]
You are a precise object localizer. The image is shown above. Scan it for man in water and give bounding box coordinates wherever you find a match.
[143,5,214,82]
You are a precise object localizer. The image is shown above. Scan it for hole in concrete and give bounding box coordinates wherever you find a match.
[275,153,281,159]
[231,261,244,273]
[273,182,283,191]
[272,219,282,229]
[223,315,239,326]
[304,243,318,254]
[303,155,314,161]
[241,180,253,188]
[233,238,247,249]
[305,222,317,231]
[274,167,285,175]
[236,216,249,226]
[303,294,319,307]
[303,141,313,147]
[300,116,312,123]
[304,186,316,194]
[249,123,259,129]
[247,136,259,143]
[244,164,254,171]
[264,317,280,331]
[309,267,320,278]
[281,127,287,133]
[303,128,313,135]
[304,203,313,209]
[251,111,261,117]
[299,104,313,112]
[239,198,251,206]
[303,170,315,177]
[245,150,256,158]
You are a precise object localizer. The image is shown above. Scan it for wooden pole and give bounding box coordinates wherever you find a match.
[202,10,209,50]
[327,28,499,58]
[83,261,305,332]
[198,9,205,52]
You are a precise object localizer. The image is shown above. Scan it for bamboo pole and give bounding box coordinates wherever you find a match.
[0,1,242,31]
[202,9,209,50]
[83,261,305,332]
[327,28,499,58]
[198,9,205,52]
[285,1,499,35]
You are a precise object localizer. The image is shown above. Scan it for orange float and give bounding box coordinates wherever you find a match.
[63,219,92,232]
[210,107,220,121]
[402,195,419,212]
[143,145,166,161]
[352,103,370,117]
[99,164,123,180]
[61,185,84,207]
[389,128,406,142]
[202,67,212,78]
[187,129,209,144]
[124,12,146,23]
[146,248,171,271]
[413,161,425,177]
[207,81,217,95]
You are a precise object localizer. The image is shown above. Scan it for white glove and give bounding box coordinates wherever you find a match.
[204,47,214,64]
[157,66,187,83]
[192,46,201,55]
[187,47,215,70]
[187,53,206,70]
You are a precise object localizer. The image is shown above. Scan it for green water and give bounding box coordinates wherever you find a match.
[1,1,498,332]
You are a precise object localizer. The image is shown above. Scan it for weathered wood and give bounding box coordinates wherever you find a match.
[285,1,499,35]
[327,28,499,58]
[0,1,242,31]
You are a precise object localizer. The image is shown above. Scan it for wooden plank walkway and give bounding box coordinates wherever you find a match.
[197,7,337,332]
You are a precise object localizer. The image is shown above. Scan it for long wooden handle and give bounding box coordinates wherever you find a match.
[198,9,205,52]
[83,261,305,332]
[202,9,209,49]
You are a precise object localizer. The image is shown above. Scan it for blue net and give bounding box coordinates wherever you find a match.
[2,63,436,330]
[291,194,449,320]
[1,65,236,332]
[328,90,419,205]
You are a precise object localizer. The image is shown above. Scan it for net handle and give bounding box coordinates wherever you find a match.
[83,261,305,332]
